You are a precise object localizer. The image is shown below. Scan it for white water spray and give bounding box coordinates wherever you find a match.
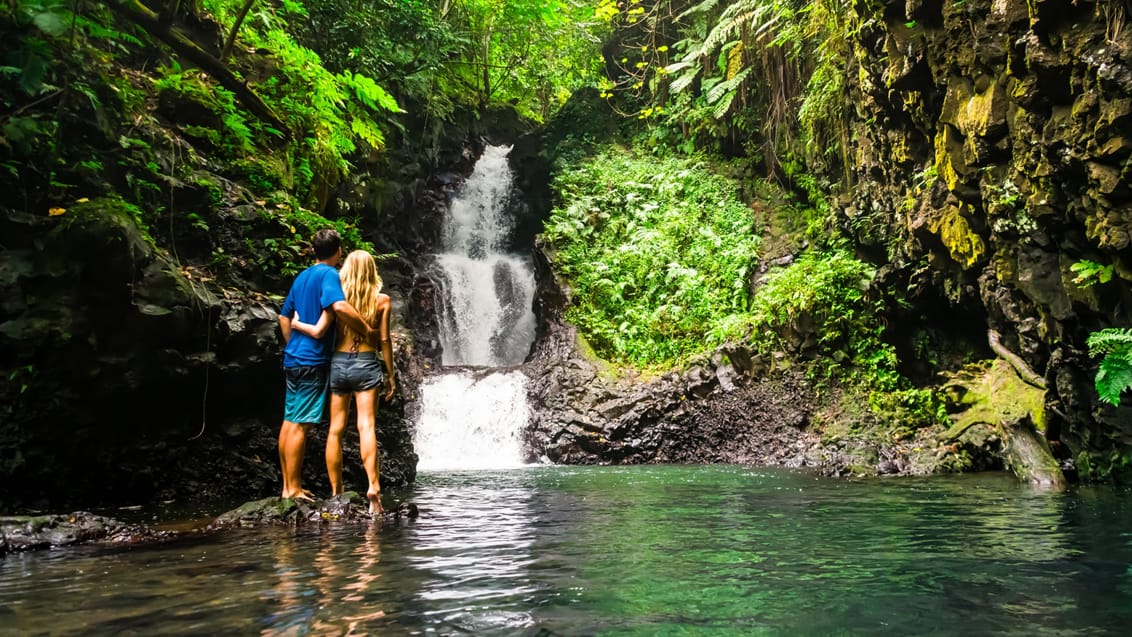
[414,371,529,471]
[413,145,536,470]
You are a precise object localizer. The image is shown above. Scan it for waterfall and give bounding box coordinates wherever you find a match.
[413,145,536,470]
[433,145,536,367]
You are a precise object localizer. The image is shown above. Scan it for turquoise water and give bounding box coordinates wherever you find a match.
[1,465,1131,635]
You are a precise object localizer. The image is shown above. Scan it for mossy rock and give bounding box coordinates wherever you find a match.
[0,512,161,554]
[43,194,155,277]
[930,204,987,269]
[940,359,1064,486]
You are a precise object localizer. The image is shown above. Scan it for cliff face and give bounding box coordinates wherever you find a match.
[844,0,1132,473]
[0,11,429,512]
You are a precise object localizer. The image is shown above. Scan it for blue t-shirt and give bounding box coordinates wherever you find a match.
[280,263,346,368]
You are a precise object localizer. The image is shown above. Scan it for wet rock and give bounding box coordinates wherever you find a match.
[0,512,167,554]
[843,0,1132,478]
[210,493,419,529]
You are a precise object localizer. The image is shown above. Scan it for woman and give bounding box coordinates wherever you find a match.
[292,250,395,514]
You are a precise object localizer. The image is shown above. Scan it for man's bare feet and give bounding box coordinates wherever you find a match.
[367,487,383,514]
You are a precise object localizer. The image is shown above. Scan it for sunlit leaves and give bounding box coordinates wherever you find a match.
[543,148,759,366]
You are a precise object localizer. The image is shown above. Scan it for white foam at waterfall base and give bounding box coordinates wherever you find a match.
[414,370,530,471]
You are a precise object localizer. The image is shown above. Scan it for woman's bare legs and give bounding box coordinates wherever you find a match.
[326,392,351,496]
[354,388,383,513]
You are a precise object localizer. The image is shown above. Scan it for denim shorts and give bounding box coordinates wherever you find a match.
[329,351,385,395]
[284,364,329,424]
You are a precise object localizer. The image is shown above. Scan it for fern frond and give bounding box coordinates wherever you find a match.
[677,0,722,22]
[1095,352,1132,406]
[669,68,700,94]
[706,67,751,104]
[711,90,737,119]
[1087,328,1132,355]
[701,5,758,58]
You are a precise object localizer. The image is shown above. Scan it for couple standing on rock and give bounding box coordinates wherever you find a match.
[276,229,396,514]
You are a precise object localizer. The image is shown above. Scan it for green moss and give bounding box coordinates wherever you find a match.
[61,195,156,250]
[931,205,986,269]
[956,83,1006,137]
[933,126,969,193]
[947,359,1046,434]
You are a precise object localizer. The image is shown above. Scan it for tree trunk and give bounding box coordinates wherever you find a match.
[107,0,290,136]
[1001,416,1066,489]
[220,0,257,62]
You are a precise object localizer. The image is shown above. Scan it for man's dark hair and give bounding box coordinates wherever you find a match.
[312,229,341,261]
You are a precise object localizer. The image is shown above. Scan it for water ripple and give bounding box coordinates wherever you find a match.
[2,466,1131,636]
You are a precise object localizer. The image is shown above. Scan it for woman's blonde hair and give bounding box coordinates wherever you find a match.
[339,250,383,344]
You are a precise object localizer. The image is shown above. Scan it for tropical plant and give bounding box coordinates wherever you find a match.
[542,147,760,364]
[1071,259,1114,287]
[439,0,607,121]
[600,0,853,178]
[1087,328,1132,406]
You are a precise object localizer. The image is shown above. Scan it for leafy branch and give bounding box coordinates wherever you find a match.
[105,0,290,135]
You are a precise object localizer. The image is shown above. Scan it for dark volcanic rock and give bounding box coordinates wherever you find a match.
[842,0,1132,476]
[523,308,825,469]
[210,493,419,529]
[0,512,169,554]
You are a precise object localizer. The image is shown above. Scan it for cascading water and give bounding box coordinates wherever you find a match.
[414,145,536,471]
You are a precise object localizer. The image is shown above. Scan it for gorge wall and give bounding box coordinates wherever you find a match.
[842,0,1132,474]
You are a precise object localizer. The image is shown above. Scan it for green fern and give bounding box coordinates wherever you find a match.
[1087,328,1132,406]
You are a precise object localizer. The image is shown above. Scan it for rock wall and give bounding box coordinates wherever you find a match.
[522,247,948,476]
[844,0,1132,474]
[0,198,418,512]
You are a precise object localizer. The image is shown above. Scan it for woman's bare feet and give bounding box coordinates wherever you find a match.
[367,487,383,514]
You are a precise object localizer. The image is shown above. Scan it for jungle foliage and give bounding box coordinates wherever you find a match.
[1,0,607,285]
[597,0,852,180]
[1,0,390,282]
[544,146,938,425]
[542,147,760,364]
[295,0,607,125]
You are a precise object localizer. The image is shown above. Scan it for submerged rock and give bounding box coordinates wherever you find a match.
[0,512,169,555]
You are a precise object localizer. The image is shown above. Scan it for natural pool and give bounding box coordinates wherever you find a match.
[2,465,1131,635]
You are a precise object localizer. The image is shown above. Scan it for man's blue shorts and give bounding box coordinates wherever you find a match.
[283,365,329,424]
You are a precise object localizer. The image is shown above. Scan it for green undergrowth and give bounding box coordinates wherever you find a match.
[542,147,760,365]
[747,249,945,429]
[543,145,942,427]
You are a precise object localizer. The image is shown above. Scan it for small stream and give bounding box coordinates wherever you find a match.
[2,467,1131,635]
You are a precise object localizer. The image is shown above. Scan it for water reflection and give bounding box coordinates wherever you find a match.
[405,470,540,633]
[260,523,387,636]
[1,467,1131,636]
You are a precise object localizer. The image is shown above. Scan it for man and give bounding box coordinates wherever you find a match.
[277,229,375,500]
